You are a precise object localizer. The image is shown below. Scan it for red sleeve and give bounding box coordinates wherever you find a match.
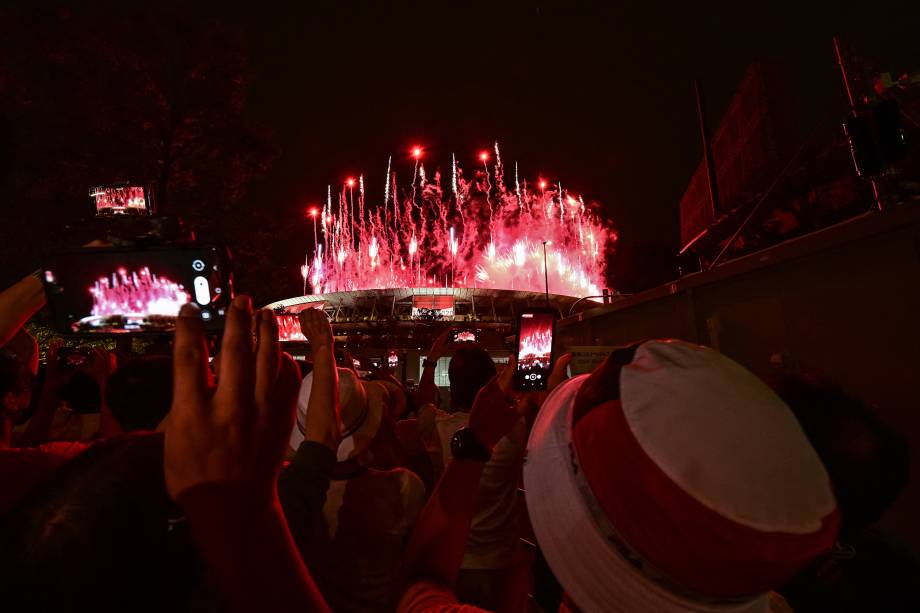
[177,482,330,613]
[398,580,491,613]
[0,441,88,515]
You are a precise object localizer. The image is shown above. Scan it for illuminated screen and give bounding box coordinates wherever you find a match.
[411,295,454,320]
[515,311,554,388]
[451,329,479,343]
[43,246,229,334]
[91,185,149,215]
[276,314,306,342]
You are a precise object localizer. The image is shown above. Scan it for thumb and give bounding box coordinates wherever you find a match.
[547,353,572,392]
[496,356,516,394]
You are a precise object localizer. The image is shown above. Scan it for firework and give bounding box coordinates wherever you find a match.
[303,145,613,297]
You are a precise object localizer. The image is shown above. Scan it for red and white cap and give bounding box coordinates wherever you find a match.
[523,340,839,613]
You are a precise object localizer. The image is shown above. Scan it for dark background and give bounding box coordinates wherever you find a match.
[2,0,919,304]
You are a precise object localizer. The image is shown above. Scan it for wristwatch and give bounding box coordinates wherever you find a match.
[422,358,438,369]
[450,427,492,462]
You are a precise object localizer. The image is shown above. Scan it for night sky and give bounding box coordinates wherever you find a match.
[231,1,919,266]
[4,0,920,295]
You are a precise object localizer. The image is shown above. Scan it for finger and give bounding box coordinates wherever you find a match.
[255,309,281,410]
[260,352,301,469]
[496,355,516,394]
[271,353,301,422]
[173,303,211,407]
[297,309,315,336]
[212,352,222,379]
[547,353,572,392]
[216,295,255,405]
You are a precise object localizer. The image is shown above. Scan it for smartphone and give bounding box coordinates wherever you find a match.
[57,347,92,369]
[449,328,481,344]
[42,244,232,335]
[90,184,154,216]
[514,308,556,391]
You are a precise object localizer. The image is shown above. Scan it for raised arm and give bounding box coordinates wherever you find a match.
[299,309,340,451]
[402,361,519,587]
[401,354,572,590]
[165,297,330,613]
[277,308,342,552]
[417,329,451,408]
[0,274,45,348]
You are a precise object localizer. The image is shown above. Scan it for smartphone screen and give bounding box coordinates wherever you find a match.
[42,245,232,334]
[276,314,306,342]
[90,185,151,216]
[514,309,555,391]
[449,328,481,344]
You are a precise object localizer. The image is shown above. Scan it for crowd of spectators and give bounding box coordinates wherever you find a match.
[0,270,916,613]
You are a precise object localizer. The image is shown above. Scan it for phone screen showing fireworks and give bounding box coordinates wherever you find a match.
[42,245,232,334]
[91,185,151,216]
[514,309,555,391]
[276,314,306,342]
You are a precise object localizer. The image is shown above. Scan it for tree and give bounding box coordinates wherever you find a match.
[0,5,277,295]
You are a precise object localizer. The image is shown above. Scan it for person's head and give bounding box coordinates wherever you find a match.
[769,372,909,538]
[0,434,204,612]
[524,340,839,612]
[447,344,495,412]
[289,367,390,465]
[105,356,173,431]
[58,371,101,415]
[0,349,33,424]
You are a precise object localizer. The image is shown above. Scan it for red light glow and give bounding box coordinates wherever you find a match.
[308,207,319,217]
[346,178,356,188]
[538,180,548,190]
[479,151,489,162]
[412,146,423,159]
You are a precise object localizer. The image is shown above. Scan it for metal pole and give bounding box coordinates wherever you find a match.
[834,36,883,212]
[542,241,550,305]
[694,80,721,220]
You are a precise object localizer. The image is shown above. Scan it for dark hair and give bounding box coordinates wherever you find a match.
[0,434,204,612]
[769,372,910,536]
[0,349,30,398]
[59,371,101,414]
[105,356,173,431]
[447,344,496,412]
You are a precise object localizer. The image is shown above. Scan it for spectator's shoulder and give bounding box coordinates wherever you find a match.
[398,580,489,613]
[35,440,90,459]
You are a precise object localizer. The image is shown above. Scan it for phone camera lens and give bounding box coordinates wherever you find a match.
[192,259,206,272]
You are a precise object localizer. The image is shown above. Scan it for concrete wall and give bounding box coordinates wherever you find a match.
[561,206,920,547]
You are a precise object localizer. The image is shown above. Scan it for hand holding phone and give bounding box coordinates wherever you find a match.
[514,308,556,392]
[427,328,453,363]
